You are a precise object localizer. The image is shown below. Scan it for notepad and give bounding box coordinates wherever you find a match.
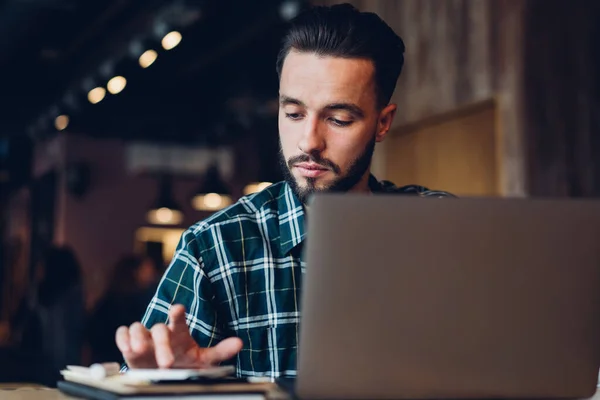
[123,365,236,381]
[58,365,288,399]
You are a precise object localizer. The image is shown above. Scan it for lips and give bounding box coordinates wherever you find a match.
[294,162,329,178]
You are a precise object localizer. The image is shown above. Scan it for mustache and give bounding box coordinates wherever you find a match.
[287,154,341,175]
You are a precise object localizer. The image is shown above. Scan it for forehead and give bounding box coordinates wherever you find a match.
[279,50,376,106]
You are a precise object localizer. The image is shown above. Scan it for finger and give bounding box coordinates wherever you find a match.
[130,322,152,354]
[151,324,174,368]
[115,326,131,353]
[199,337,244,366]
[167,304,188,332]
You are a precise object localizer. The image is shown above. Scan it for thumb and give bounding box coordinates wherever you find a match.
[167,304,189,332]
[199,337,244,366]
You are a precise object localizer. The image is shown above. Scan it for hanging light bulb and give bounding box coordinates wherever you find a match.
[107,76,127,94]
[139,49,158,68]
[54,115,69,131]
[147,175,184,225]
[162,31,182,50]
[243,181,273,195]
[191,164,233,212]
[88,87,106,104]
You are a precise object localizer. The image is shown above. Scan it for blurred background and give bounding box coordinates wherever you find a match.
[0,0,598,386]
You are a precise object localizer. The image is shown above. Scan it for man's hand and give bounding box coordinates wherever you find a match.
[115,304,243,369]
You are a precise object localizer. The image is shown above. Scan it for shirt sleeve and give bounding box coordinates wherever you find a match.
[140,228,225,347]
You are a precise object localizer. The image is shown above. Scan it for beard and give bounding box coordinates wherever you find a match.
[278,135,376,205]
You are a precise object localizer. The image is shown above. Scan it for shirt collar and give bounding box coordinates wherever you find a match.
[368,174,385,192]
[277,175,386,255]
[277,181,306,255]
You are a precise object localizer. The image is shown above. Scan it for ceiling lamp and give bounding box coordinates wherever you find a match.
[162,31,182,50]
[54,115,69,131]
[243,181,272,196]
[147,175,184,226]
[139,49,158,68]
[88,87,106,104]
[107,76,127,94]
[191,164,233,212]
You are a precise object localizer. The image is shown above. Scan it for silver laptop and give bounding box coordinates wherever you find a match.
[296,194,600,399]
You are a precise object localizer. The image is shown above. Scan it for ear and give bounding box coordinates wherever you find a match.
[376,103,397,142]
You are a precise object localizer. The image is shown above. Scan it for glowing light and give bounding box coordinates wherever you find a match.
[162,31,182,50]
[54,115,69,131]
[192,193,233,211]
[243,182,273,195]
[107,76,127,94]
[147,207,183,225]
[88,87,106,104]
[139,49,158,68]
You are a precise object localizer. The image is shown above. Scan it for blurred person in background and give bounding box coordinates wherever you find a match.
[19,246,85,386]
[86,254,159,364]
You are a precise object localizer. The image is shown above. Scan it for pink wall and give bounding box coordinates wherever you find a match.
[50,134,215,308]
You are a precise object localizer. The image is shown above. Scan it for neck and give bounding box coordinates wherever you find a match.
[303,171,373,214]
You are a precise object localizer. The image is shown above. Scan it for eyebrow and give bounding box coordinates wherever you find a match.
[279,95,304,107]
[279,95,365,119]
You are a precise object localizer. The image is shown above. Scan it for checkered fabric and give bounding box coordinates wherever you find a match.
[135,175,454,378]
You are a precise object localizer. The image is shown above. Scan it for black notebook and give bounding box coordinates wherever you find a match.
[56,366,288,400]
[57,380,271,399]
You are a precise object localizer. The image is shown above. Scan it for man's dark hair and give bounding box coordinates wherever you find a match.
[275,3,406,109]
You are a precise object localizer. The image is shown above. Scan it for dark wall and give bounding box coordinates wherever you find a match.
[316,0,599,198]
[524,0,600,197]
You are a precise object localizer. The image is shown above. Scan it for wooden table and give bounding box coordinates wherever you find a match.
[0,386,75,399]
[0,384,288,399]
[2,385,600,399]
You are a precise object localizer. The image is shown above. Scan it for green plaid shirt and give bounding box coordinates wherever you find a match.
[139,176,453,378]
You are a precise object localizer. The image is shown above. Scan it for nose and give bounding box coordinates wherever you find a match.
[298,115,325,155]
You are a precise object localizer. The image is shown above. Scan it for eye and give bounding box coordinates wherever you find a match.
[285,113,303,121]
[330,118,353,127]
